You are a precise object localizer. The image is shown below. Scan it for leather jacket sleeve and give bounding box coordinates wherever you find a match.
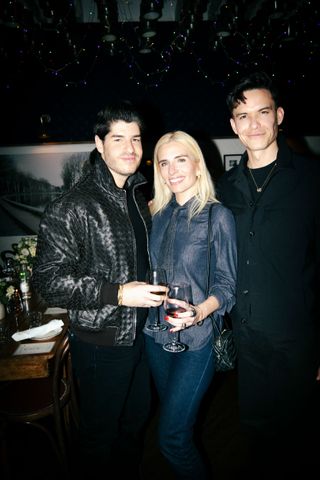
[32,201,111,310]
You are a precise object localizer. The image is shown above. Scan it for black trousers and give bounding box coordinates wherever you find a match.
[69,332,151,479]
[236,326,319,479]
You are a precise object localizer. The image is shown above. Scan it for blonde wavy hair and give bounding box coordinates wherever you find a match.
[150,131,219,219]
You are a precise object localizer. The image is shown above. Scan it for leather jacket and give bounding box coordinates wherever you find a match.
[32,153,151,346]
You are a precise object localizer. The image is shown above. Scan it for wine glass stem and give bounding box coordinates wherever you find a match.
[172,331,179,345]
[151,306,161,327]
[156,306,160,326]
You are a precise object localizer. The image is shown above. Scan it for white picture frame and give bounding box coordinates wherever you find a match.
[223,154,242,171]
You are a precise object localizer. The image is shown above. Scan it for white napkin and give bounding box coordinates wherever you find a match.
[12,319,64,342]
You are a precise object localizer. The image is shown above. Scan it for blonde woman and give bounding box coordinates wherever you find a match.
[144,131,237,479]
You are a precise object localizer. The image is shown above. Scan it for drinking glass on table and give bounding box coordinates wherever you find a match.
[26,311,43,329]
[145,268,168,332]
[163,283,192,353]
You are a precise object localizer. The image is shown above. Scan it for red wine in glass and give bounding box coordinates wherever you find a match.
[163,283,192,353]
[165,306,187,316]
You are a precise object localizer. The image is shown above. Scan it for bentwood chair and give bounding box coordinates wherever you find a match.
[0,251,15,269]
[0,335,74,479]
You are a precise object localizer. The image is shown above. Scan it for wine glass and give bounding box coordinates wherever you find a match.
[163,283,192,353]
[145,268,168,332]
[8,287,23,332]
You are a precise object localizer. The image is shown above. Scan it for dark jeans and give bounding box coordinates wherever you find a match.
[145,334,215,479]
[69,331,151,479]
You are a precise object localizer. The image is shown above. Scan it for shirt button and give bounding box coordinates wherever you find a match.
[249,231,255,237]
[241,318,247,324]
[249,201,254,207]
[246,259,250,265]
[243,289,249,295]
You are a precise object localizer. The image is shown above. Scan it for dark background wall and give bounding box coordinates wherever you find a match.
[2,50,319,150]
[1,1,320,153]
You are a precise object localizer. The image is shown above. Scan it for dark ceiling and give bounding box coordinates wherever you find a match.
[0,1,319,144]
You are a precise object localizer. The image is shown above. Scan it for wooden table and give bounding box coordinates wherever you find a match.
[0,312,68,381]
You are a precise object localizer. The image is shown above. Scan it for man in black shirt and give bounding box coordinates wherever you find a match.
[217,72,320,479]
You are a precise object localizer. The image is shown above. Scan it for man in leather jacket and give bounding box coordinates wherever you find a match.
[32,101,167,478]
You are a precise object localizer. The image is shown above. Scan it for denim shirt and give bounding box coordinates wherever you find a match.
[144,197,237,351]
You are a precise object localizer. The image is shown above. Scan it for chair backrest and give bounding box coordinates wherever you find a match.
[0,250,15,267]
[0,333,73,477]
[53,335,72,434]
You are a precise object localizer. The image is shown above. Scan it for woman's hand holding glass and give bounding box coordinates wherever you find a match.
[163,283,194,353]
[165,299,197,332]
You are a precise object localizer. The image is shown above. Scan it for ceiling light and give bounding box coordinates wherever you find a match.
[215,20,232,38]
[142,1,162,21]
[269,0,284,20]
[102,25,117,42]
[141,20,157,38]
[139,37,154,54]
[212,1,237,39]
[96,0,118,42]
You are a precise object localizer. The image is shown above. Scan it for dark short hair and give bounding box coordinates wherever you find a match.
[226,72,280,114]
[93,100,145,140]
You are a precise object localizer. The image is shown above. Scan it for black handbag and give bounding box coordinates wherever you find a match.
[207,204,237,372]
[211,314,237,372]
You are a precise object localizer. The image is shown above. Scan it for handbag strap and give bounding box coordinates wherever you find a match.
[206,204,226,335]
[206,203,213,298]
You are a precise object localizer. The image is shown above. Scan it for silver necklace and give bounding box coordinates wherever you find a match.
[248,162,277,193]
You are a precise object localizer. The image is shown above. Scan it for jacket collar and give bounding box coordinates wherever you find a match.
[235,133,294,173]
[92,149,147,195]
[226,134,295,199]
[229,134,293,182]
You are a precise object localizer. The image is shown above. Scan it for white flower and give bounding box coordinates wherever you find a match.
[14,237,37,262]
[6,285,15,300]
[21,248,30,257]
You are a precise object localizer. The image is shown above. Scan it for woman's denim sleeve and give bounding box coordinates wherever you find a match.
[208,206,237,316]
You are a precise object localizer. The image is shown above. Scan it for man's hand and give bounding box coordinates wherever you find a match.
[121,281,167,308]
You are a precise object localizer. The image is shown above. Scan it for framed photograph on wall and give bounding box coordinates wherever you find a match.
[224,154,242,171]
[0,143,94,236]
